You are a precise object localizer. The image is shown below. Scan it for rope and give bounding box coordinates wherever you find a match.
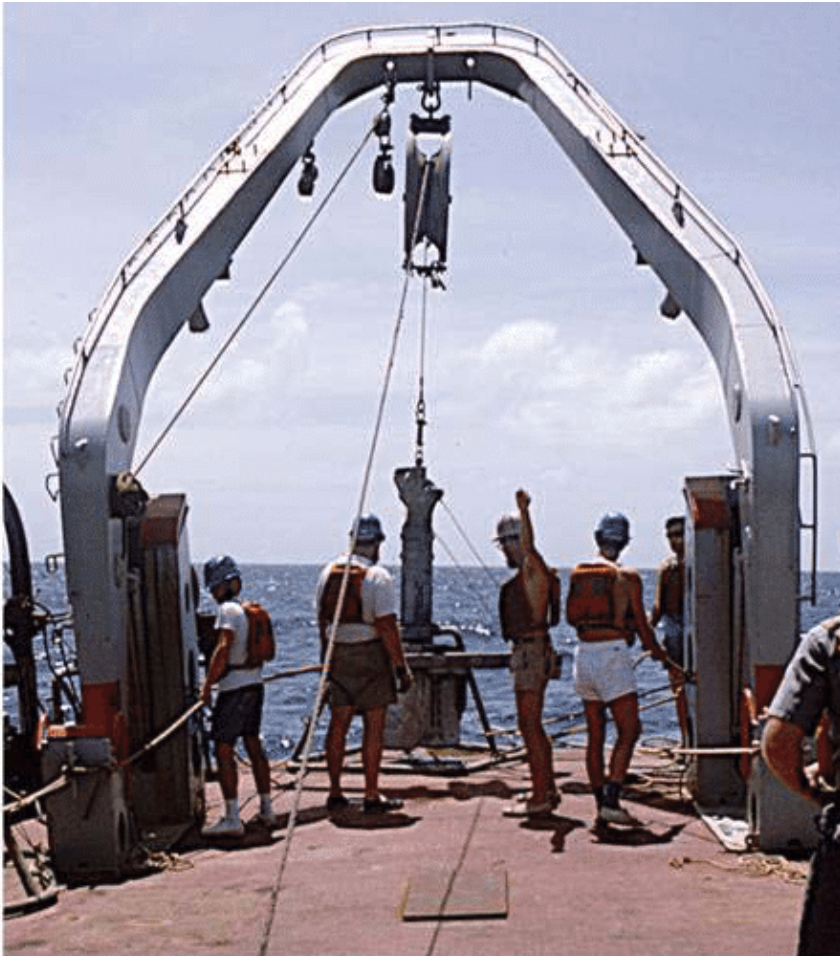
[423,798,485,956]
[432,531,498,637]
[3,773,74,815]
[119,700,204,768]
[414,255,430,465]
[257,152,435,956]
[4,696,209,814]
[669,854,808,884]
[440,498,498,587]
[134,123,376,477]
[262,662,322,684]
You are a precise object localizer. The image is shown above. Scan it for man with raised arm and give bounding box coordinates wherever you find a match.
[496,489,562,818]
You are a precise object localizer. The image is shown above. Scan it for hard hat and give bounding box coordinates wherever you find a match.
[352,514,386,544]
[494,514,521,543]
[203,555,242,591]
[595,512,631,546]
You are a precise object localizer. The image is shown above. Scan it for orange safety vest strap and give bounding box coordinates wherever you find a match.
[320,564,367,625]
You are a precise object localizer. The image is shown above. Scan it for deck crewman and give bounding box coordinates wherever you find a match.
[567,513,669,825]
[762,587,840,956]
[650,516,690,750]
[200,556,277,838]
[496,489,562,818]
[316,514,413,814]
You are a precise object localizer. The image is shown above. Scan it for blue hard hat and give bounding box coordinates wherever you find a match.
[203,555,241,591]
[595,512,631,546]
[351,514,385,544]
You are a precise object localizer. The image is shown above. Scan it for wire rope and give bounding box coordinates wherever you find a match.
[134,123,376,477]
[257,156,434,956]
[414,245,430,465]
[423,797,485,956]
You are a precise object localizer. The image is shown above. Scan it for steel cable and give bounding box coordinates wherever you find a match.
[257,148,434,956]
[134,124,376,477]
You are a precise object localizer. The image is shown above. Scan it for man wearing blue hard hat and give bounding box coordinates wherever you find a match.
[200,556,276,838]
[316,514,413,814]
[567,513,669,826]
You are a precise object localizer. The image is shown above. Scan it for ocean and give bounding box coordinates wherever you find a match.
[6,565,840,762]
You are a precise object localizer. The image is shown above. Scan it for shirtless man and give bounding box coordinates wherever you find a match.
[650,516,690,749]
[568,513,669,825]
[497,489,562,818]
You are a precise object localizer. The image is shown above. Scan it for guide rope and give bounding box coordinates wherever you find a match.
[423,797,485,956]
[257,157,434,956]
[134,123,376,477]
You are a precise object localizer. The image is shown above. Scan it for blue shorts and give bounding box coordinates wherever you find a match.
[659,614,685,668]
[210,684,264,743]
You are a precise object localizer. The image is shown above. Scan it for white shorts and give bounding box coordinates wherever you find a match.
[574,640,637,703]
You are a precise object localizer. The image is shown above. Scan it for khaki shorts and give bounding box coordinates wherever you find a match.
[329,640,396,711]
[510,639,558,693]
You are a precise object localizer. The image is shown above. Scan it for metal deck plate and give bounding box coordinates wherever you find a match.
[400,868,509,921]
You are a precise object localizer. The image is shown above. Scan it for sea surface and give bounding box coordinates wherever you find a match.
[5,565,840,761]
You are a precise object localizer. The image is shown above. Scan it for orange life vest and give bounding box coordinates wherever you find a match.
[319,563,367,624]
[228,600,276,669]
[566,562,628,632]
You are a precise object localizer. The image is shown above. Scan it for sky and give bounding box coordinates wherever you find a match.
[4,3,839,574]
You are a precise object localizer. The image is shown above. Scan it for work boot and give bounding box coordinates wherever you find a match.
[598,804,637,826]
[597,781,636,827]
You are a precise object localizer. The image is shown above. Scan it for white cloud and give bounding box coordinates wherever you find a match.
[451,319,722,453]
[141,300,311,428]
[476,320,558,364]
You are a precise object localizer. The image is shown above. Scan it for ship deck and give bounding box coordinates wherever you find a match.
[5,745,807,956]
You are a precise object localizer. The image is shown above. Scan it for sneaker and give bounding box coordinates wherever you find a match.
[326,794,350,812]
[513,790,562,810]
[201,817,245,838]
[363,796,403,815]
[515,791,561,808]
[598,804,637,827]
[503,800,555,819]
[258,809,280,829]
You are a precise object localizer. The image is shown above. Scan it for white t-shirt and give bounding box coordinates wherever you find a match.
[215,599,262,692]
[315,554,396,644]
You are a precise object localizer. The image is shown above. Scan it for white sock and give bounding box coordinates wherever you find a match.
[260,794,272,815]
[225,799,240,822]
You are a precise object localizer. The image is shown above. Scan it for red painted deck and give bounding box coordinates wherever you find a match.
[5,747,806,955]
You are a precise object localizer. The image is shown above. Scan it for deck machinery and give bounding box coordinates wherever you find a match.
[43,24,819,879]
